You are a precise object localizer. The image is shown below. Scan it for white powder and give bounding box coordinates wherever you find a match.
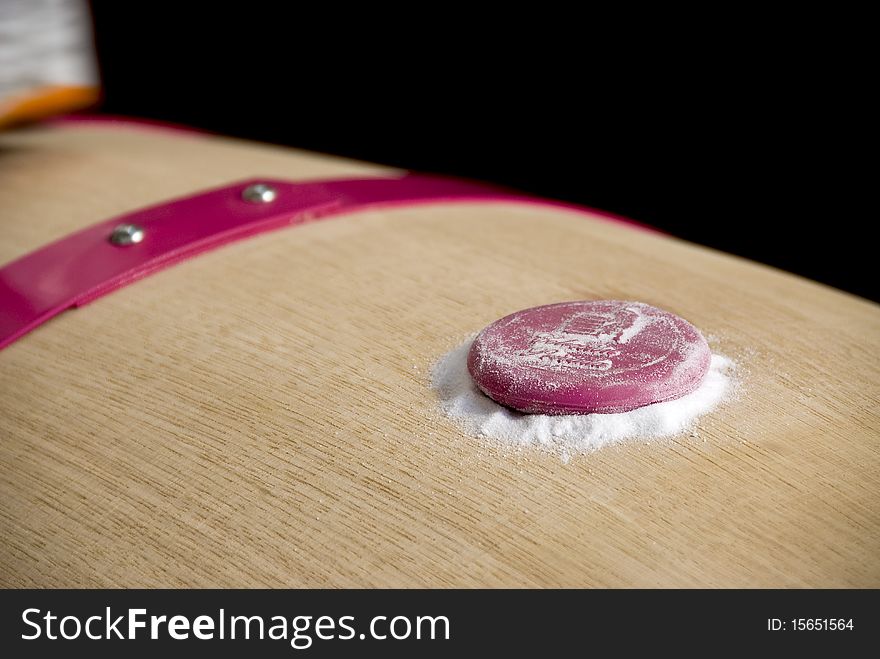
[432,339,736,455]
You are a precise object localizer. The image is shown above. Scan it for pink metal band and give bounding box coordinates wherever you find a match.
[0,174,653,351]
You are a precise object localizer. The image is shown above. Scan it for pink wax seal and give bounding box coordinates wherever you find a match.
[467,300,711,415]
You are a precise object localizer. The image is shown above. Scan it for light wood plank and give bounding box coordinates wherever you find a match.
[1,124,877,587]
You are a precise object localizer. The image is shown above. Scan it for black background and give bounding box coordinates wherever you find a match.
[88,4,874,300]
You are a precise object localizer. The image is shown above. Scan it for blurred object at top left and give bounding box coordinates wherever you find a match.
[0,0,99,129]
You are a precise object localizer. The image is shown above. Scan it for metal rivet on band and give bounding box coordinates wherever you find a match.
[242,183,277,204]
[109,223,145,246]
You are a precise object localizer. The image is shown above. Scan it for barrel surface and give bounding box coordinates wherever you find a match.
[1,124,878,587]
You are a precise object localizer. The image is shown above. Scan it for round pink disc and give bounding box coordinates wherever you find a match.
[467,300,711,414]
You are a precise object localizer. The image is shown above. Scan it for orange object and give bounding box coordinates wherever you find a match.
[0,85,99,130]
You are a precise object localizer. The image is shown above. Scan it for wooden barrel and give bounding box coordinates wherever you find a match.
[1,121,877,587]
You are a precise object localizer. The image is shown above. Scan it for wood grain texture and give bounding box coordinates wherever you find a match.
[1,124,878,587]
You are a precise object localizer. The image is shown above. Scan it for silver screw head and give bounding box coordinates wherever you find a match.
[109,223,145,246]
[242,183,277,203]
